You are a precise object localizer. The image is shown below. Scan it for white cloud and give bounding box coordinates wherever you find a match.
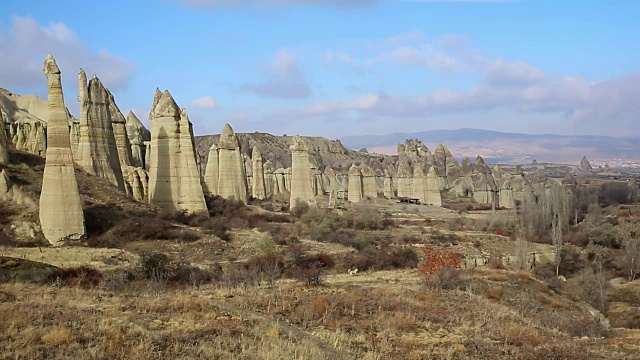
[385,45,469,73]
[240,50,311,99]
[189,96,218,110]
[0,16,134,90]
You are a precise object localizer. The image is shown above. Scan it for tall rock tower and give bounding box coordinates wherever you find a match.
[289,135,315,209]
[39,54,85,245]
[217,124,248,202]
[75,70,125,191]
[348,164,363,203]
[147,89,207,213]
[251,146,267,200]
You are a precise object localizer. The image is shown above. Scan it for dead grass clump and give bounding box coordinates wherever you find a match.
[138,252,221,286]
[41,327,73,346]
[536,292,570,309]
[484,272,509,282]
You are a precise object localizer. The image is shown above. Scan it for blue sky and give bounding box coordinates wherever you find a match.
[1,0,639,138]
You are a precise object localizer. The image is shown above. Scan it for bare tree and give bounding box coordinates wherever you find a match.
[619,221,640,281]
[589,244,608,313]
[549,185,570,276]
[519,182,572,276]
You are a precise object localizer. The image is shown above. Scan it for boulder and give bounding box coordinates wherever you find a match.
[0,257,63,283]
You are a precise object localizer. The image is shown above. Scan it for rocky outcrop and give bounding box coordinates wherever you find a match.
[126,111,150,169]
[39,54,85,245]
[274,168,286,195]
[361,166,377,199]
[289,136,315,209]
[383,169,394,199]
[252,146,267,200]
[326,167,338,207]
[0,89,49,157]
[412,166,426,204]
[217,124,248,202]
[396,159,412,198]
[123,166,149,202]
[425,167,442,206]
[348,164,363,203]
[147,89,207,213]
[75,70,125,191]
[264,160,275,198]
[0,169,37,208]
[580,156,593,172]
[434,144,460,179]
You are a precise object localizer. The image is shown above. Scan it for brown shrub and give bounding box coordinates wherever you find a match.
[41,327,73,345]
[487,255,505,270]
[501,325,541,347]
[54,266,103,289]
[485,285,503,300]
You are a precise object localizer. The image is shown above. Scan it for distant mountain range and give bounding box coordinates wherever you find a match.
[340,128,640,165]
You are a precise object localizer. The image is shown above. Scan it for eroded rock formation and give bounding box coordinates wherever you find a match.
[217,124,248,202]
[383,169,394,199]
[425,167,442,206]
[348,164,363,203]
[361,166,377,199]
[252,146,267,200]
[203,143,219,195]
[580,156,593,172]
[75,70,125,191]
[147,89,207,213]
[126,111,150,169]
[289,136,315,209]
[39,55,85,245]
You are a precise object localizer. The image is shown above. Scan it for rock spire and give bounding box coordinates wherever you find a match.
[39,54,85,245]
[147,89,207,213]
[217,123,248,202]
[289,135,315,209]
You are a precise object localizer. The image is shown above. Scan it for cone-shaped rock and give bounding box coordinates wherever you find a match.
[289,136,315,209]
[39,55,85,245]
[252,146,267,200]
[126,111,150,168]
[580,156,593,171]
[75,70,125,191]
[217,123,248,202]
[147,90,207,213]
[348,164,363,203]
[203,143,219,195]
